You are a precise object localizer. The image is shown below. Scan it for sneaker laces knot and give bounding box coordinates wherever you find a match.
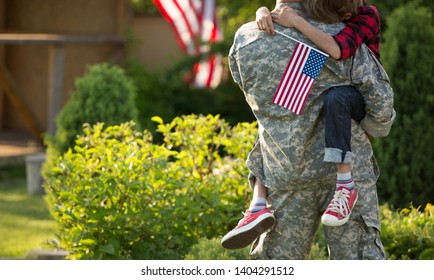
[327,188,351,216]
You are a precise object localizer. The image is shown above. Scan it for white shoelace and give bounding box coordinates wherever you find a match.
[327,188,351,216]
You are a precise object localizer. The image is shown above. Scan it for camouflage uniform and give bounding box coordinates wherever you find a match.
[229,2,395,260]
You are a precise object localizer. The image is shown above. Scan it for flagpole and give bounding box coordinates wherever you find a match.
[274,30,329,57]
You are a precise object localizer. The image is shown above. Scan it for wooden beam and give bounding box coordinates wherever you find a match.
[0,64,43,144]
[47,45,65,137]
[0,33,125,45]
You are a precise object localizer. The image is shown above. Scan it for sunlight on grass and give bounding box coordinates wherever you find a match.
[0,168,57,259]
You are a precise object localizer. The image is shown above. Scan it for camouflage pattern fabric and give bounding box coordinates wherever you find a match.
[229,2,393,259]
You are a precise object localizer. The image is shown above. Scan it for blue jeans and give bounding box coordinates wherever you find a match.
[324,86,365,164]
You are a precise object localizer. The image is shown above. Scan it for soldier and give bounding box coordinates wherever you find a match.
[226,0,395,259]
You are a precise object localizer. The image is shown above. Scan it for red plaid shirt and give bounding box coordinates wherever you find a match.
[333,1,381,61]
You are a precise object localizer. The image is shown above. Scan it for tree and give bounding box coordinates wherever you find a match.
[372,0,434,208]
[370,0,434,30]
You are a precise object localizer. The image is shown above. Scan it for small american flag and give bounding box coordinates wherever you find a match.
[273,40,328,115]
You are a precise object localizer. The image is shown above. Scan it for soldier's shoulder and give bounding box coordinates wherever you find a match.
[231,21,264,51]
[235,21,259,37]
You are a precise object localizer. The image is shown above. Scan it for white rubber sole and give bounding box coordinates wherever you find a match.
[321,195,358,227]
[221,212,275,249]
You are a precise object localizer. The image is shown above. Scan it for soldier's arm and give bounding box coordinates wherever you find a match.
[351,46,396,137]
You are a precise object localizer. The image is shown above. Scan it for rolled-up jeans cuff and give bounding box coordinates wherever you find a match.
[324,148,353,164]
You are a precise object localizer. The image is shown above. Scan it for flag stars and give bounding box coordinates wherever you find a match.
[303,50,328,79]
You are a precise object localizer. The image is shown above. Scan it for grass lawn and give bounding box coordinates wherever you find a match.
[0,165,57,259]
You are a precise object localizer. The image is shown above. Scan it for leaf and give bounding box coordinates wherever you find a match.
[80,239,97,246]
[151,116,164,124]
[100,244,115,255]
[419,248,434,260]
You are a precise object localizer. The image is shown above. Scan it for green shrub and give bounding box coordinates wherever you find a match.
[53,63,139,154]
[373,1,434,208]
[43,115,257,259]
[43,63,140,181]
[380,203,434,260]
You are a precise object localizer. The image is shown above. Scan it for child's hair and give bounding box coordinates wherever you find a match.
[302,0,364,23]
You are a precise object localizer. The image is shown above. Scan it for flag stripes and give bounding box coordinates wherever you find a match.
[193,54,223,89]
[152,0,199,55]
[153,0,223,89]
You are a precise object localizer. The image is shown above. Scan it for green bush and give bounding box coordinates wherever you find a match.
[43,115,257,259]
[43,63,140,183]
[372,1,434,208]
[380,203,434,260]
[52,63,139,154]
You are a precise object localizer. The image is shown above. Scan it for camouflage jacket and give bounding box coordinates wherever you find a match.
[229,3,395,188]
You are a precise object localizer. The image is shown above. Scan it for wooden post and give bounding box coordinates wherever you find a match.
[0,64,43,143]
[47,44,65,137]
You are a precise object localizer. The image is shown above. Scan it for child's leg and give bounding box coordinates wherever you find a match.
[249,178,268,212]
[323,86,365,164]
[221,177,275,249]
[322,86,365,227]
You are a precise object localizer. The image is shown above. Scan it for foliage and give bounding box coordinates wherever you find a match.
[380,203,434,260]
[43,115,258,259]
[369,0,434,29]
[43,63,140,183]
[372,1,434,207]
[51,63,140,154]
[131,0,159,15]
[124,57,255,137]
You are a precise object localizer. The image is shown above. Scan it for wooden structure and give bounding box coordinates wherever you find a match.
[0,0,131,144]
[0,33,125,140]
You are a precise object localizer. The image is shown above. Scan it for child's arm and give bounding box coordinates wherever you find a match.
[271,7,342,59]
[256,6,275,35]
[333,6,381,60]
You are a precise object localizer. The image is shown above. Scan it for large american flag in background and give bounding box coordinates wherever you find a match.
[273,42,328,115]
[152,0,223,89]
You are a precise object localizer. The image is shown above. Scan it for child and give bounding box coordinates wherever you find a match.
[221,0,382,249]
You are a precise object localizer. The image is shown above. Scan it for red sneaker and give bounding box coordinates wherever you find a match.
[321,186,358,227]
[221,208,275,249]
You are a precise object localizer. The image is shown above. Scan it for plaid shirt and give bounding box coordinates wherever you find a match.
[333,1,381,61]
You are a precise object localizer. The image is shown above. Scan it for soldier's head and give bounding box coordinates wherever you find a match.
[303,0,363,23]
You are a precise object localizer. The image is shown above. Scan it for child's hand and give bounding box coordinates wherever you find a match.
[256,7,275,35]
[271,7,301,28]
